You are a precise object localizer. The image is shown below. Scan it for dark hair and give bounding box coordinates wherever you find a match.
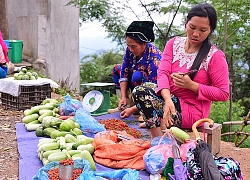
[126,35,145,45]
[186,3,217,80]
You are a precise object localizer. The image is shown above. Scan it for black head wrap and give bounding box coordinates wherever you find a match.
[126,21,155,42]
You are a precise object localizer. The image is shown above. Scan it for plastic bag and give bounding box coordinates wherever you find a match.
[150,135,173,147]
[59,94,86,116]
[143,130,177,174]
[93,130,151,170]
[179,139,197,162]
[78,169,139,180]
[32,159,91,180]
[74,108,105,133]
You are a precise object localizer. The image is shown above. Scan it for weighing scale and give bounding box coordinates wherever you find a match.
[81,82,114,116]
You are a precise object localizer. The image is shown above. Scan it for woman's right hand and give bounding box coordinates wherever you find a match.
[118,97,127,111]
[163,98,176,128]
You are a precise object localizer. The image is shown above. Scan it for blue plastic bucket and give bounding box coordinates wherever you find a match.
[4,40,10,48]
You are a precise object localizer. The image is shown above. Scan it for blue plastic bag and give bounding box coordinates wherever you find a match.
[78,169,139,180]
[74,108,106,134]
[150,135,173,147]
[32,159,91,180]
[59,94,87,116]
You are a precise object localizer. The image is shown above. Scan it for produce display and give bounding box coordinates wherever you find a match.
[21,96,96,172]
[37,134,95,169]
[99,118,142,138]
[22,98,62,132]
[13,67,39,80]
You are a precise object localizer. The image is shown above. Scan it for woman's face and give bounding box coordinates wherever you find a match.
[126,37,146,57]
[186,16,211,46]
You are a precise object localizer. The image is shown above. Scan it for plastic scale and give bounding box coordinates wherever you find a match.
[81,82,114,116]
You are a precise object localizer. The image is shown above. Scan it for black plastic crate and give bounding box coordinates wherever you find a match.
[0,83,52,110]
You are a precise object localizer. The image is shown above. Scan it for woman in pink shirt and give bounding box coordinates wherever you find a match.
[0,31,9,78]
[132,3,230,138]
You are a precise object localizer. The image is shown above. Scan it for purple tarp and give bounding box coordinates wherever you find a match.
[15,112,150,180]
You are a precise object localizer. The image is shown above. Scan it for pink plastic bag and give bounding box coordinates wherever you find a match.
[179,139,197,162]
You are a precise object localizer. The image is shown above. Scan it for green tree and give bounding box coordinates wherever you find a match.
[71,0,250,114]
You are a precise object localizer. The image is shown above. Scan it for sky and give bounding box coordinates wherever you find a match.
[79,21,118,58]
[78,1,183,59]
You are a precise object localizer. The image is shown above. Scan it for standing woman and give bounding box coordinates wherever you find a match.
[0,31,10,78]
[109,21,162,120]
[132,3,230,138]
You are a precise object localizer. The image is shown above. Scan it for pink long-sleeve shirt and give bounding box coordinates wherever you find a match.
[156,37,230,128]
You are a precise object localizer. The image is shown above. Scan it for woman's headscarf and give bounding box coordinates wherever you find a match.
[125,21,155,42]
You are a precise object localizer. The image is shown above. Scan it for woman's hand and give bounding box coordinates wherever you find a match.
[171,73,199,93]
[120,107,135,119]
[118,97,127,111]
[162,98,176,128]
[120,106,137,119]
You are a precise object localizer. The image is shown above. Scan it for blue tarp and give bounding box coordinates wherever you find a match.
[15,112,150,180]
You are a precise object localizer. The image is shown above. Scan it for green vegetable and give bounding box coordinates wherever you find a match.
[77,144,95,154]
[39,109,53,116]
[50,130,60,139]
[56,131,71,137]
[59,120,75,132]
[58,137,66,150]
[35,126,45,137]
[43,127,57,137]
[27,120,40,124]
[77,135,94,144]
[72,139,86,150]
[22,114,39,124]
[42,158,49,165]
[74,122,80,129]
[41,142,60,151]
[41,116,61,128]
[37,104,54,110]
[49,118,62,127]
[21,67,27,73]
[25,124,41,131]
[32,71,38,79]
[43,149,61,158]
[70,128,83,136]
[38,111,54,122]
[65,134,78,143]
[38,138,56,148]
[170,126,190,143]
[25,106,39,116]
[71,153,81,160]
[68,150,82,156]
[80,150,96,170]
[48,151,68,162]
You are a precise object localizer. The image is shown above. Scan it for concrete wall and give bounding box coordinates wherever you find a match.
[7,0,80,91]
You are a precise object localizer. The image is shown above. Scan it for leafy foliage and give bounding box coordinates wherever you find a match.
[70,0,250,145]
[79,49,123,96]
[209,100,250,147]
[54,76,77,98]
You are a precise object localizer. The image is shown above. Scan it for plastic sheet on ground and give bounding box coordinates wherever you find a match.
[15,111,150,180]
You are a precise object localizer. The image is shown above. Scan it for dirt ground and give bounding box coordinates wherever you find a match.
[0,96,250,179]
